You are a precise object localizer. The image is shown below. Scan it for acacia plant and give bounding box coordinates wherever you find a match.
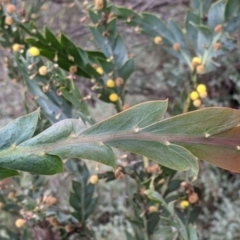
[0,0,240,239]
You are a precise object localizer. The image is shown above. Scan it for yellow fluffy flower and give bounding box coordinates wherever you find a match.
[191,56,202,68]
[28,47,40,57]
[96,67,104,75]
[196,84,207,93]
[180,200,190,209]
[109,93,118,102]
[106,79,115,88]
[190,91,199,101]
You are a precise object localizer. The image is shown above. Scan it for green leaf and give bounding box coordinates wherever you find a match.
[147,212,160,235]
[88,9,101,24]
[60,80,95,124]
[188,224,198,240]
[225,14,240,33]
[185,10,201,50]
[141,13,173,42]
[143,107,240,173]
[24,73,70,123]
[112,35,128,67]
[81,100,168,135]
[168,19,188,51]
[197,26,212,55]
[125,231,135,240]
[207,0,225,30]
[44,26,63,51]
[225,0,240,21]
[145,189,168,210]
[202,0,214,13]
[21,118,115,167]
[0,109,39,150]
[0,167,19,179]
[109,139,198,175]
[2,101,240,176]
[89,26,113,58]
[114,7,142,26]
[0,149,63,175]
[60,33,84,66]
[191,0,200,14]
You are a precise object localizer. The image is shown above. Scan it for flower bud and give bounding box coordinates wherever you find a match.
[214,24,223,33]
[115,77,124,86]
[69,65,77,74]
[188,192,199,204]
[5,16,13,25]
[6,4,16,14]
[172,43,181,51]
[154,36,162,44]
[95,0,103,10]
[89,175,98,184]
[196,64,205,74]
[15,219,26,228]
[148,206,158,213]
[193,99,201,107]
[38,66,48,76]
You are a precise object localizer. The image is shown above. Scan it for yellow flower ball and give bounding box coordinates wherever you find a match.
[199,91,208,99]
[38,66,48,76]
[190,91,199,101]
[89,175,98,184]
[148,206,158,213]
[106,79,115,88]
[180,200,189,209]
[196,84,207,93]
[193,99,202,107]
[109,93,118,102]
[191,57,202,68]
[154,36,162,44]
[192,57,201,64]
[96,67,104,75]
[28,47,40,57]
[12,43,22,52]
[15,219,26,228]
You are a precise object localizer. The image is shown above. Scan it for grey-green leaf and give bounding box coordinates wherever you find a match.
[207,0,225,30]
[81,100,168,136]
[0,109,39,150]
[0,167,19,179]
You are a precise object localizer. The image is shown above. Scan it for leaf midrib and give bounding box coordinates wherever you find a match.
[1,131,238,158]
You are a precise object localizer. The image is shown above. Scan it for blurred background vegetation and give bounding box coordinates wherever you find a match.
[1,0,240,239]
